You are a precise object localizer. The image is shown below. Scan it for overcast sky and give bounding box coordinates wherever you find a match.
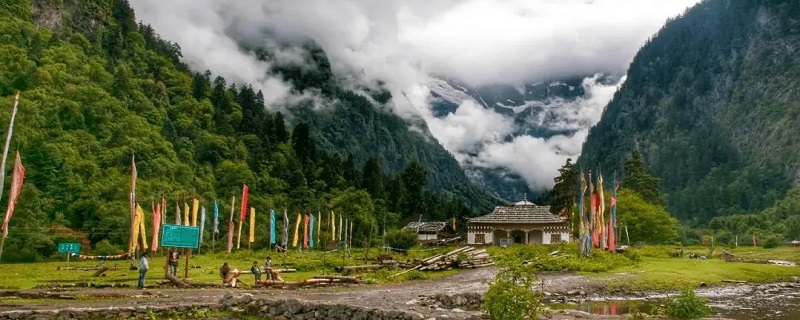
[130,0,701,191]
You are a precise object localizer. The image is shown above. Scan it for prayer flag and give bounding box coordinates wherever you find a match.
[151,204,161,251]
[213,200,220,234]
[240,184,249,221]
[338,214,343,241]
[310,214,316,248]
[303,214,310,249]
[191,198,199,226]
[1,152,25,236]
[175,203,181,225]
[598,173,606,249]
[282,209,289,248]
[249,207,255,243]
[270,209,277,244]
[609,177,618,252]
[316,211,321,245]
[331,211,336,241]
[183,202,189,226]
[136,205,148,251]
[227,196,235,253]
[200,206,206,244]
[293,212,301,247]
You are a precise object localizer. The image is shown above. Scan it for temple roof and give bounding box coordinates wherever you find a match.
[403,221,447,233]
[468,201,564,224]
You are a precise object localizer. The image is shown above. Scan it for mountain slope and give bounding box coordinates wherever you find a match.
[0,0,496,261]
[579,0,800,224]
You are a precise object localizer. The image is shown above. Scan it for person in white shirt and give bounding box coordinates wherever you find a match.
[138,252,149,289]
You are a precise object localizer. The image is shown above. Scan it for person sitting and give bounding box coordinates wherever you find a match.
[250,261,262,284]
[220,262,240,287]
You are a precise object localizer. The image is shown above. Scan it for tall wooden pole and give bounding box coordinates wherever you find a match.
[0,92,20,205]
[0,92,21,263]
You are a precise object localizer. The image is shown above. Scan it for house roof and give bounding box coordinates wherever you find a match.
[403,221,447,233]
[468,201,564,224]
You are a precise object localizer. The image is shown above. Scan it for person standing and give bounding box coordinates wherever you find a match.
[264,256,273,281]
[168,250,179,276]
[138,252,149,289]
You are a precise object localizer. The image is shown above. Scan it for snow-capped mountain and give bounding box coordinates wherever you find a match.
[427,74,621,201]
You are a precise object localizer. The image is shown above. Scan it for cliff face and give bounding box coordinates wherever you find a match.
[579,0,800,224]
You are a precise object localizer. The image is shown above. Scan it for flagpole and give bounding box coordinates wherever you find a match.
[0,92,20,206]
[0,92,20,262]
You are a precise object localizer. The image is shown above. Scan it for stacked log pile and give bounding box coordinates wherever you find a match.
[416,246,493,271]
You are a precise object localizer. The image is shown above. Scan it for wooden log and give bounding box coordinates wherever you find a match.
[165,274,191,287]
[91,267,109,277]
[389,264,422,278]
[313,275,360,281]
[722,279,747,283]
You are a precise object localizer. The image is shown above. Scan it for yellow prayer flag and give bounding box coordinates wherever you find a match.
[249,207,255,243]
[129,206,141,253]
[184,202,190,226]
[138,205,148,250]
[331,211,336,241]
[292,212,301,247]
[192,198,199,226]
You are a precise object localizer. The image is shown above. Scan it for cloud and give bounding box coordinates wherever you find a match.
[484,75,625,190]
[129,0,698,190]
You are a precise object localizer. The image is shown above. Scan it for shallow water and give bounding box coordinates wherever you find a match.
[555,282,800,319]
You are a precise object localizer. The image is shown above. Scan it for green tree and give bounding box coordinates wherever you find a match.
[400,160,427,218]
[617,190,679,244]
[548,158,578,215]
[623,151,665,205]
[330,188,378,246]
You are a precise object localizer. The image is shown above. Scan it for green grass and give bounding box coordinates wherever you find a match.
[0,246,461,289]
[489,244,800,293]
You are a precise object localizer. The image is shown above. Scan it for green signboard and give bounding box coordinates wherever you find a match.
[161,224,200,249]
[58,242,81,254]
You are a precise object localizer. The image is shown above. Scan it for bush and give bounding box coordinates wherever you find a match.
[482,264,545,320]
[761,235,781,249]
[384,229,418,252]
[666,287,713,319]
[94,239,123,256]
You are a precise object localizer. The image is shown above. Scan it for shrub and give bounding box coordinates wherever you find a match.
[94,239,123,256]
[665,287,713,319]
[761,235,781,249]
[384,229,418,252]
[482,263,545,320]
[404,270,427,281]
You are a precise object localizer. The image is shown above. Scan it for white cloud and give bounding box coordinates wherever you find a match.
[129,0,698,190]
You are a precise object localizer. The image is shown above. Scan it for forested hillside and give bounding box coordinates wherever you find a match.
[0,0,496,261]
[580,0,800,238]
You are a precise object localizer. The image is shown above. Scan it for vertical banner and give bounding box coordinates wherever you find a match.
[292,213,301,247]
[191,198,199,227]
[609,177,618,252]
[183,202,189,226]
[1,153,25,237]
[282,209,289,248]
[331,211,336,241]
[151,204,161,251]
[136,205,148,251]
[175,203,181,225]
[213,200,220,234]
[200,206,207,245]
[270,209,277,244]
[598,173,606,249]
[316,212,320,245]
[227,196,235,253]
[249,207,256,244]
[338,214,343,241]
[303,214,310,249]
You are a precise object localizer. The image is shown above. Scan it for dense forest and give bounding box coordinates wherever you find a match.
[0,0,499,262]
[579,0,800,242]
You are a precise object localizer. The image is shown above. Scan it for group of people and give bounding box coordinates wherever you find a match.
[219,256,275,287]
[135,251,277,289]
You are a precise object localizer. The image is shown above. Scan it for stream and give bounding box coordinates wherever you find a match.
[553,282,800,319]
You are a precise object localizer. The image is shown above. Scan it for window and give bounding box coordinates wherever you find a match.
[475,233,486,244]
[550,233,562,244]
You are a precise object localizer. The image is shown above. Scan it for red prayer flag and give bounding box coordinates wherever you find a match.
[240,184,249,221]
[303,215,310,249]
[2,152,25,235]
[151,204,161,251]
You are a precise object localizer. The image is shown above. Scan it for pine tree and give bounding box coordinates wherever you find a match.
[623,151,665,205]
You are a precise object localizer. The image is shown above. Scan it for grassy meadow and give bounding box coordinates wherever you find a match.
[1,243,799,292]
[488,243,800,292]
[0,246,459,289]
